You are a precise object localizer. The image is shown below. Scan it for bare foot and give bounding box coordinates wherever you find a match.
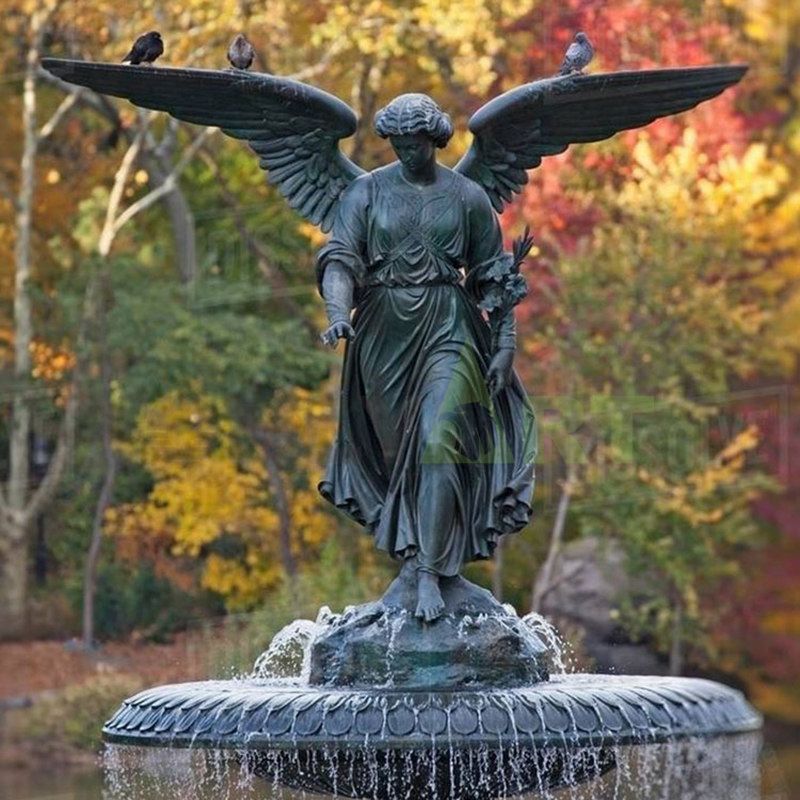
[415,571,445,622]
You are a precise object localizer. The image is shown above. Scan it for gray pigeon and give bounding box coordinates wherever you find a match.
[558,32,594,76]
[122,31,164,66]
[227,34,255,70]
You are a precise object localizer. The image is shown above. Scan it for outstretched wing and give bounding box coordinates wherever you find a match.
[41,59,365,232]
[454,65,747,213]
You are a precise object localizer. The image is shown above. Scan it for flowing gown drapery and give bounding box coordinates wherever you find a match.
[316,163,536,577]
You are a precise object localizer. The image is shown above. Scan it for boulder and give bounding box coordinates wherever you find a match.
[539,537,668,675]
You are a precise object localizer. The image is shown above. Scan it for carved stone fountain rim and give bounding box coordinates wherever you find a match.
[102,674,761,751]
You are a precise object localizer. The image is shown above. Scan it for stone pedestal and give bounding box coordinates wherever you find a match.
[308,566,549,689]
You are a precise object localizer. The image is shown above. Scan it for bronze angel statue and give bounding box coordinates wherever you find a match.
[43,55,745,622]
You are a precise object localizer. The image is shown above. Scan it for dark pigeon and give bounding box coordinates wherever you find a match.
[227,34,255,71]
[558,32,594,76]
[122,31,164,66]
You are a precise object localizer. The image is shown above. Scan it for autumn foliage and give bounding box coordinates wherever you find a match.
[0,0,798,720]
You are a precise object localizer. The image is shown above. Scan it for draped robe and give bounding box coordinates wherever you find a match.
[316,163,536,577]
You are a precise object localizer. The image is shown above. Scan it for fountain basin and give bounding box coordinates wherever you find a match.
[102,577,761,798]
[102,674,760,798]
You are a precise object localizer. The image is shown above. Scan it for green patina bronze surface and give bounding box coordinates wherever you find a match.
[40,51,758,800]
[316,162,536,580]
[39,56,746,622]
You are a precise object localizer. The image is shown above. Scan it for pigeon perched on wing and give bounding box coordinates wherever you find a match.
[122,31,164,66]
[227,34,255,71]
[558,32,594,76]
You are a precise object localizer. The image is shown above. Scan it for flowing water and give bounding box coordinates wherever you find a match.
[96,737,762,800]
[2,739,797,800]
[6,613,795,800]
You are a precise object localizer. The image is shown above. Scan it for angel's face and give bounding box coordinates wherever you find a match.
[390,133,436,173]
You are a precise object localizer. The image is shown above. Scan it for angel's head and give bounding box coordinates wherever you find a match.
[374,94,453,171]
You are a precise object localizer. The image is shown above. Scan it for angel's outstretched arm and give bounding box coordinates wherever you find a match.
[464,188,528,395]
[465,189,523,352]
[491,311,517,353]
[321,265,355,324]
[320,265,355,348]
[316,177,370,347]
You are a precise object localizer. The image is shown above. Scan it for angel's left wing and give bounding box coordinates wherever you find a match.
[41,59,365,232]
[454,65,747,213]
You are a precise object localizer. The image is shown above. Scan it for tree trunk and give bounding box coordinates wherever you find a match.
[669,594,684,676]
[141,150,196,285]
[531,468,575,613]
[347,56,388,168]
[82,275,116,649]
[82,116,207,644]
[2,9,49,637]
[252,427,297,583]
[9,8,44,512]
[0,522,29,638]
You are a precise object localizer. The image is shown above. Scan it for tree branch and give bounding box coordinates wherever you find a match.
[37,89,82,143]
[110,126,213,238]
[194,143,317,333]
[288,37,348,82]
[97,116,149,257]
[533,562,586,606]
[37,68,200,284]
[37,66,111,118]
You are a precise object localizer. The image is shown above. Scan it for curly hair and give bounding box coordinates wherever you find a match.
[373,93,454,149]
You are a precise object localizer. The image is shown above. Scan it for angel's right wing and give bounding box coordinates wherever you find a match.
[454,65,747,213]
[41,59,365,232]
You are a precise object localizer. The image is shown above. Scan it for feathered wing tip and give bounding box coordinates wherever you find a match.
[512,225,534,269]
[38,58,365,232]
[455,64,748,213]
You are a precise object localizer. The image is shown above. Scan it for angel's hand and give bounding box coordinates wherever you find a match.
[320,321,355,349]
[487,348,514,397]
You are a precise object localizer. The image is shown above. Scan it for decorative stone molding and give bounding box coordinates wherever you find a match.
[104,674,760,750]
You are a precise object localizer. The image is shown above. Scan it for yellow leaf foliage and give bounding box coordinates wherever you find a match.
[108,384,341,609]
[618,129,798,370]
[634,425,761,528]
[29,339,76,382]
[110,392,284,609]
[622,130,787,244]
[262,384,338,554]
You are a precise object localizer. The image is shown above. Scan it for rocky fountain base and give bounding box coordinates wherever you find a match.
[102,567,761,799]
